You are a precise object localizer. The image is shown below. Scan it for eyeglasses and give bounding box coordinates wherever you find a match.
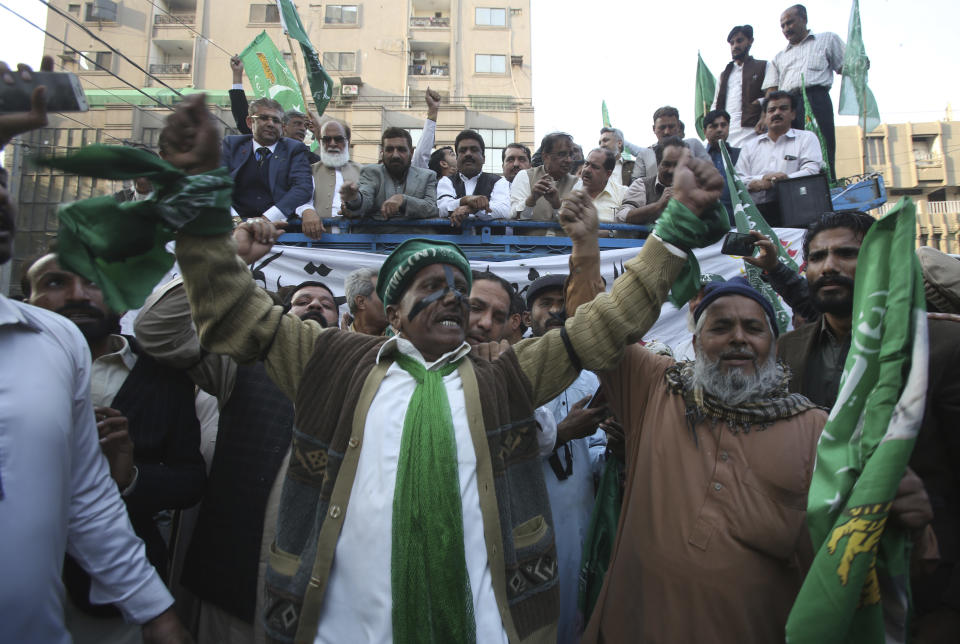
[252,115,282,124]
[321,135,346,144]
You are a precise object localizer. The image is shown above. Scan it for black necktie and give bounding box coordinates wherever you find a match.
[256,146,272,167]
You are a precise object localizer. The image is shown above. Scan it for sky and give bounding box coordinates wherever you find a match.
[1,0,958,153]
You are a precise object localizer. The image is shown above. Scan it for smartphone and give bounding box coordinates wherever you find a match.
[0,71,89,113]
[585,386,607,410]
[721,231,756,257]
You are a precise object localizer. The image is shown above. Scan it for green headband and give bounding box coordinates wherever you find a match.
[377,238,473,307]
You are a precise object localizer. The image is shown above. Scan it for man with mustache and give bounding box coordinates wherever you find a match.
[437,129,511,226]
[24,253,205,642]
[153,93,735,643]
[297,120,361,239]
[712,25,767,147]
[501,142,532,184]
[0,59,188,642]
[573,148,625,228]
[222,97,314,224]
[340,127,439,226]
[763,4,845,177]
[510,131,579,234]
[748,213,960,643]
[734,91,822,225]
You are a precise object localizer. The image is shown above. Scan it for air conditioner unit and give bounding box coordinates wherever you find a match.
[180,62,192,73]
[60,51,77,62]
[341,84,359,96]
[413,51,427,61]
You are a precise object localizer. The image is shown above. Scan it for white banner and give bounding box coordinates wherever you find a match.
[126,229,807,355]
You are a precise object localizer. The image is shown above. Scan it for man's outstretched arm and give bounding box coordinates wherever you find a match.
[163,94,325,402]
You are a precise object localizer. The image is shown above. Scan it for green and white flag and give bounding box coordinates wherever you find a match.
[239,31,306,113]
[802,75,833,182]
[719,141,796,333]
[786,197,928,644]
[276,0,335,116]
[838,0,881,133]
[601,100,633,161]
[694,53,716,140]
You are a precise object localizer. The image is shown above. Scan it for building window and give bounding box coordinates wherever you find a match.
[912,135,941,166]
[85,0,118,22]
[323,52,356,71]
[68,3,81,16]
[475,54,506,74]
[474,128,515,173]
[475,7,506,26]
[864,136,885,168]
[249,4,280,23]
[79,51,112,71]
[325,4,358,24]
[469,95,515,111]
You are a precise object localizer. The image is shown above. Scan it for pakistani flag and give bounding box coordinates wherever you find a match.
[601,100,611,128]
[694,53,716,140]
[276,0,335,116]
[239,31,306,113]
[802,75,834,182]
[786,197,928,644]
[838,0,881,133]
[719,141,795,333]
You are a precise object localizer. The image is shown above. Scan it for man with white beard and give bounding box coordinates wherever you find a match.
[297,120,361,239]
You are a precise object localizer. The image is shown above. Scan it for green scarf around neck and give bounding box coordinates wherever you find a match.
[391,351,476,644]
[652,198,730,307]
[37,145,233,312]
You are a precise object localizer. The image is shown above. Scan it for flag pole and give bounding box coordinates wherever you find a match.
[860,83,869,175]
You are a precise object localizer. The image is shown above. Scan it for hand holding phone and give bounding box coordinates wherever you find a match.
[0,56,55,147]
[0,69,87,114]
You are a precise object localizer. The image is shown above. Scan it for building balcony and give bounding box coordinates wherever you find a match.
[154,13,195,25]
[408,64,449,77]
[410,16,450,28]
[150,62,192,75]
[927,200,960,215]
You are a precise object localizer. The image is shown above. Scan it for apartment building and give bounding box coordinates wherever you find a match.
[1,0,534,295]
[835,120,960,252]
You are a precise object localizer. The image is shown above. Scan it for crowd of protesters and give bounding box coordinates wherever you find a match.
[1,5,959,644]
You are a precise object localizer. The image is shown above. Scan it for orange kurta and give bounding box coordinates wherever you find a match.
[582,346,826,644]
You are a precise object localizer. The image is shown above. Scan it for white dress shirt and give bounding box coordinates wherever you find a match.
[0,296,172,644]
[763,31,845,92]
[735,128,824,203]
[437,172,511,219]
[314,337,509,644]
[572,178,626,223]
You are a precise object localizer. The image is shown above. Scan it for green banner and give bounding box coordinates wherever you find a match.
[601,100,611,127]
[802,75,834,183]
[786,197,928,644]
[694,53,716,140]
[239,30,306,113]
[276,0,335,116]
[719,141,796,333]
[838,0,881,133]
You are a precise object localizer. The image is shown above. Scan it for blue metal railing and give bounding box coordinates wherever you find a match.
[277,218,651,261]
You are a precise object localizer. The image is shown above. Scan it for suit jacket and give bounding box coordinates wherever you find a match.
[716,57,768,128]
[776,320,819,398]
[344,163,439,220]
[311,160,361,217]
[221,135,314,219]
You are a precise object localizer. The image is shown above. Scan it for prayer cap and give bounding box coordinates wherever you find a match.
[693,276,779,337]
[526,273,568,308]
[377,238,472,307]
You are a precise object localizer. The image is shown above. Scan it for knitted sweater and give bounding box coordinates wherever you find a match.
[174,230,686,643]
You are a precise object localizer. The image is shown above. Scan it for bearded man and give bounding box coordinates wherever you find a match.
[297,120,361,239]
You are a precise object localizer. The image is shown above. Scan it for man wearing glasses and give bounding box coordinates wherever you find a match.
[221,97,313,224]
[509,132,579,235]
[297,120,361,239]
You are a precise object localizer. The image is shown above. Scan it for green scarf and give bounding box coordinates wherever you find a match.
[391,352,476,644]
[37,146,234,312]
[652,199,730,307]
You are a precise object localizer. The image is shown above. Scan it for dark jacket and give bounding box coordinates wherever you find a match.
[716,56,768,128]
[221,134,314,219]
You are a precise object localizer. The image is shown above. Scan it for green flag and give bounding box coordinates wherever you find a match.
[719,141,796,333]
[786,197,927,644]
[802,75,834,182]
[601,100,611,127]
[276,0,335,116]
[694,53,716,140]
[239,31,306,113]
[838,0,881,133]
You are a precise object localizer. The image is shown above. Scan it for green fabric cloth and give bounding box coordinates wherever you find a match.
[391,352,476,644]
[694,52,717,140]
[652,199,730,307]
[38,145,233,312]
[377,238,473,307]
[577,454,624,624]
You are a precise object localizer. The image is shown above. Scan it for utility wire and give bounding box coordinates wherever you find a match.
[137,0,233,56]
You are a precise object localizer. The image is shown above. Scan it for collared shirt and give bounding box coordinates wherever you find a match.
[572,178,626,223]
[707,142,736,217]
[763,31,845,92]
[314,337,509,644]
[0,296,172,643]
[436,172,511,219]
[803,317,851,408]
[722,61,745,127]
[90,334,138,407]
[295,170,344,219]
[230,139,285,222]
[734,128,823,203]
